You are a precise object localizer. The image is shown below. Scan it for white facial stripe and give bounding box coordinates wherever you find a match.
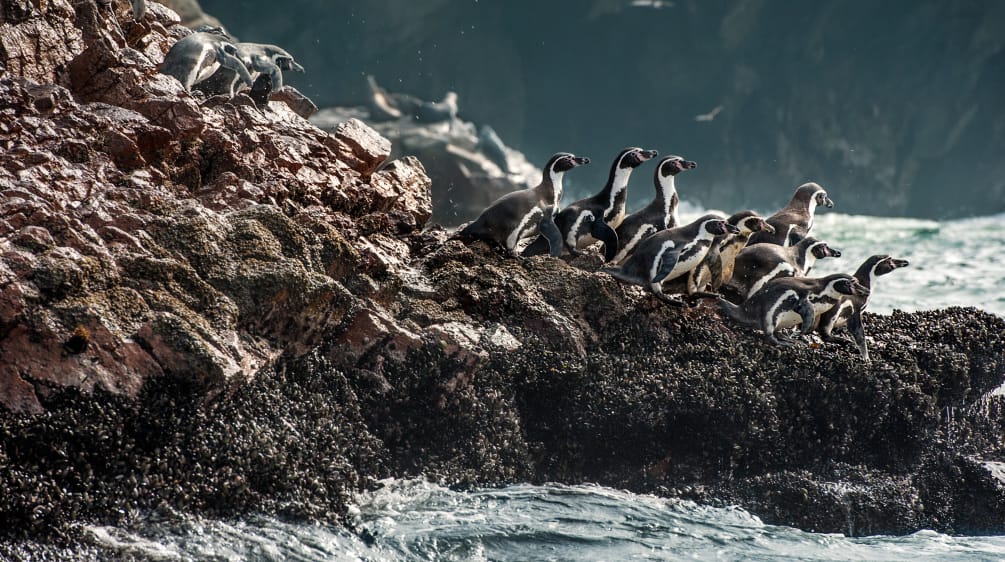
[650,240,676,282]
[507,208,542,251]
[605,164,634,219]
[549,169,565,208]
[806,189,825,221]
[740,217,757,234]
[803,242,826,273]
[612,225,655,264]
[748,262,793,298]
[819,280,845,300]
[660,174,677,223]
[187,43,215,87]
[766,289,799,332]
[567,210,594,249]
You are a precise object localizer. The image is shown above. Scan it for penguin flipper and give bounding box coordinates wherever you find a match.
[217,44,254,87]
[652,251,681,284]
[521,235,551,257]
[590,220,620,262]
[538,214,564,258]
[796,297,816,335]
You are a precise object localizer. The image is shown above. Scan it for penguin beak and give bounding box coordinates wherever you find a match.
[892,258,909,268]
[821,195,834,208]
[759,220,776,234]
[291,61,305,73]
[828,246,842,258]
[684,160,697,169]
[723,222,740,235]
[642,149,659,160]
[855,282,870,297]
[572,156,590,166]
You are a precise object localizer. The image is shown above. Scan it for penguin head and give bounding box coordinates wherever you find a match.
[833,275,870,297]
[547,153,590,173]
[616,147,659,170]
[874,255,910,276]
[794,182,833,209]
[810,241,841,259]
[702,218,740,236]
[728,211,776,235]
[657,155,697,178]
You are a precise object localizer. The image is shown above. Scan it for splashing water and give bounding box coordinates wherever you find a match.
[83,480,1005,561]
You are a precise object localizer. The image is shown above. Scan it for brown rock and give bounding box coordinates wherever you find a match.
[270,86,319,119]
[332,118,391,177]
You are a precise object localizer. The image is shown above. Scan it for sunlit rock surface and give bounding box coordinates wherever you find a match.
[1,0,1004,551]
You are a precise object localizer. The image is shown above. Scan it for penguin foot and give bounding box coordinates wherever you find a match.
[768,335,795,347]
[656,294,687,307]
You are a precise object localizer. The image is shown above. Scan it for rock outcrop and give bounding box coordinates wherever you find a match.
[1,0,1004,552]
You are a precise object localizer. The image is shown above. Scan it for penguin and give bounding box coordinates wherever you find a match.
[718,274,869,346]
[196,42,305,97]
[523,147,658,261]
[602,214,739,305]
[610,154,695,264]
[690,210,775,294]
[723,236,842,303]
[161,32,254,95]
[815,255,909,360]
[747,182,834,246]
[454,153,590,257]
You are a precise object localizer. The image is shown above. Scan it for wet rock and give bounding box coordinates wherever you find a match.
[1,0,1004,550]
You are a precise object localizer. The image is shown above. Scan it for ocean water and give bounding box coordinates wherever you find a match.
[68,212,1005,560]
[680,208,1005,316]
[85,480,1005,561]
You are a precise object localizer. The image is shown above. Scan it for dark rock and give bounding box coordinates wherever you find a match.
[1,0,1004,552]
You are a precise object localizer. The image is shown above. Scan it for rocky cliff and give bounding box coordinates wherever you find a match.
[2,0,1005,551]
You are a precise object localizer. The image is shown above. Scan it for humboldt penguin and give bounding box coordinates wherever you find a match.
[523,147,658,261]
[454,153,590,257]
[610,154,696,264]
[748,182,834,246]
[197,42,305,97]
[161,32,254,95]
[815,255,909,360]
[723,236,841,303]
[689,210,774,294]
[602,214,738,305]
[718,274,869,346]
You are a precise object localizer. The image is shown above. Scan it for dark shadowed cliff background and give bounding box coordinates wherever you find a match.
[201,0,1005,219]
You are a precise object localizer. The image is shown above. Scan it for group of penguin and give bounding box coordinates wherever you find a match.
[455,149,910,360]
[148,6,304,106]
